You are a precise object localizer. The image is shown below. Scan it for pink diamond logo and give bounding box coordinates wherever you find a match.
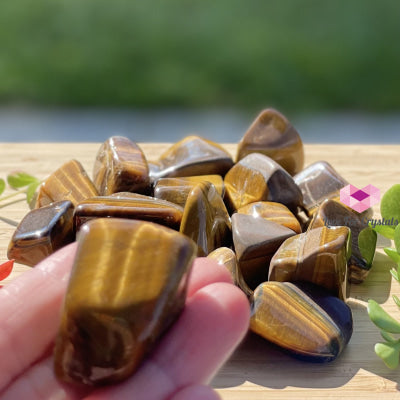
[339,184,380,213]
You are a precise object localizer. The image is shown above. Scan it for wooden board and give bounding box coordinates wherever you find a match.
[0,143,399,399]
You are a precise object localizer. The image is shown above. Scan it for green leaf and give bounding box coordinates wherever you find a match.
[368,299,400,333]
[384,248,400,263]
[393,295,400,309]
[0,179,5,195]
[7,172,40,189]
[358,226,377,266]
[380,184,400,224]
[26,181,40,204]
[380,330,399,343]
[395,224,400,253]
[390,268,399,282]
[375,342,400,369]
[371,223,396,239]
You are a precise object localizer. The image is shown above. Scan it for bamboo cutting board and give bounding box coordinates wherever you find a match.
[0,143,399,399]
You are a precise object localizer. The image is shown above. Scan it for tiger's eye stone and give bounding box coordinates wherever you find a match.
[309,199,377,283]
[236,108,304,175]
[224,153,303,213]
[150,135,234,179]
[207,247,252,298]
[54,218,197,386]
[237,201,302,234]
[154,175,225,208]
[250,281,353,362]
[180,182,231,256]
[269,226,351,300]
[35,160,98,208]
[232,213,296,290]
[93,136,150,196]
[7,200,74,266]
[74,194,183,231]
[294,161,373,220]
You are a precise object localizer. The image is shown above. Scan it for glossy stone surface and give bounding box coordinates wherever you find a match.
[236,108,304,175]
[250,281,353,362]
[35,159,98,208]
[269,226,351,300]
[74,194,183,231]
[224,153,303,213]
[294,161,373,220]
[54,218,197,386]
[180,182,231,256]
[207,247,252,298]
[8,200,74,266]
[150,135,234,179]
[237,201,302,234]
[232,213,296,290]
[309,199,377,283]
[153,175,225,208]
[93,136,150,196]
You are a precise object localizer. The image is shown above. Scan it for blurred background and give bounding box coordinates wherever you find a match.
[0,0,399,143]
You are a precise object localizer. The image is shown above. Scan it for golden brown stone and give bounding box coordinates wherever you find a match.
[232,213,296,290]
[269,226,351,300]
[237,201,302,234]
[93,136,150,196]
[35,159,98,208]
[74,194,183,231]
[207,247,252,298]
[150,135,234,179]
[236,108,304,175]
[309,199,377,283]
[250,281,353,362]
[53,218,197,386]
[224,153,303,213]
[153,175,225,208]
[180,182,231,256]
[7,200,74,266]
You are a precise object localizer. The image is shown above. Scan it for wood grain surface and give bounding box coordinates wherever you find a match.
[0,143,399,399]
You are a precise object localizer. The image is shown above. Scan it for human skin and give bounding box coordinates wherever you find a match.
[0,243,250,400]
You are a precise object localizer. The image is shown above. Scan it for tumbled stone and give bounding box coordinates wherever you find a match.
[309,199,377,283]
[237,201,302,234]
[250,281,353,362]
[180,182,231,256]
[35,159,98,208]
[7,200,74,266]
[53,218,197,386]
[294,161,373,219]
[207,247,252,298]
[224,153,303,213]
[93,136,150,196]
[269,226,351,300]
[150,135,234,179]
[236,108,304,175]
[74,194,183,231]
[153,175,225,208]
[232,213,296,290]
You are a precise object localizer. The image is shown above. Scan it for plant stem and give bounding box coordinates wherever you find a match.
[0,189,27,203]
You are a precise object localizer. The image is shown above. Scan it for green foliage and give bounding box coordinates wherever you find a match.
[0,179,5,196]
[7,172,40,189]
[358,227,377,266]
[380,185,400,223]
[368,300,400,334]
[370,223,395,240]
[0,0,399,110]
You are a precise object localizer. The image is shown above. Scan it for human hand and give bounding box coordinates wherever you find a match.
[0,243,250,400]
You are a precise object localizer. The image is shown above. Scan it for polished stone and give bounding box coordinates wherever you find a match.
[8,200,74,266]
[309,199,377,283]
[153,175,225,208]
[207,247,252,298]
[53,218,197,386]
[232,213,296,290]
[180,182,231,256]
[150,135,234,179]
[74,194,183,231]
[93,136,150,195]
[224,153,303,213]
[237,201,302,234]
[236,108,304,175]
[35,159,98,208]
[250,281,353,362]
[269,226,351,300]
